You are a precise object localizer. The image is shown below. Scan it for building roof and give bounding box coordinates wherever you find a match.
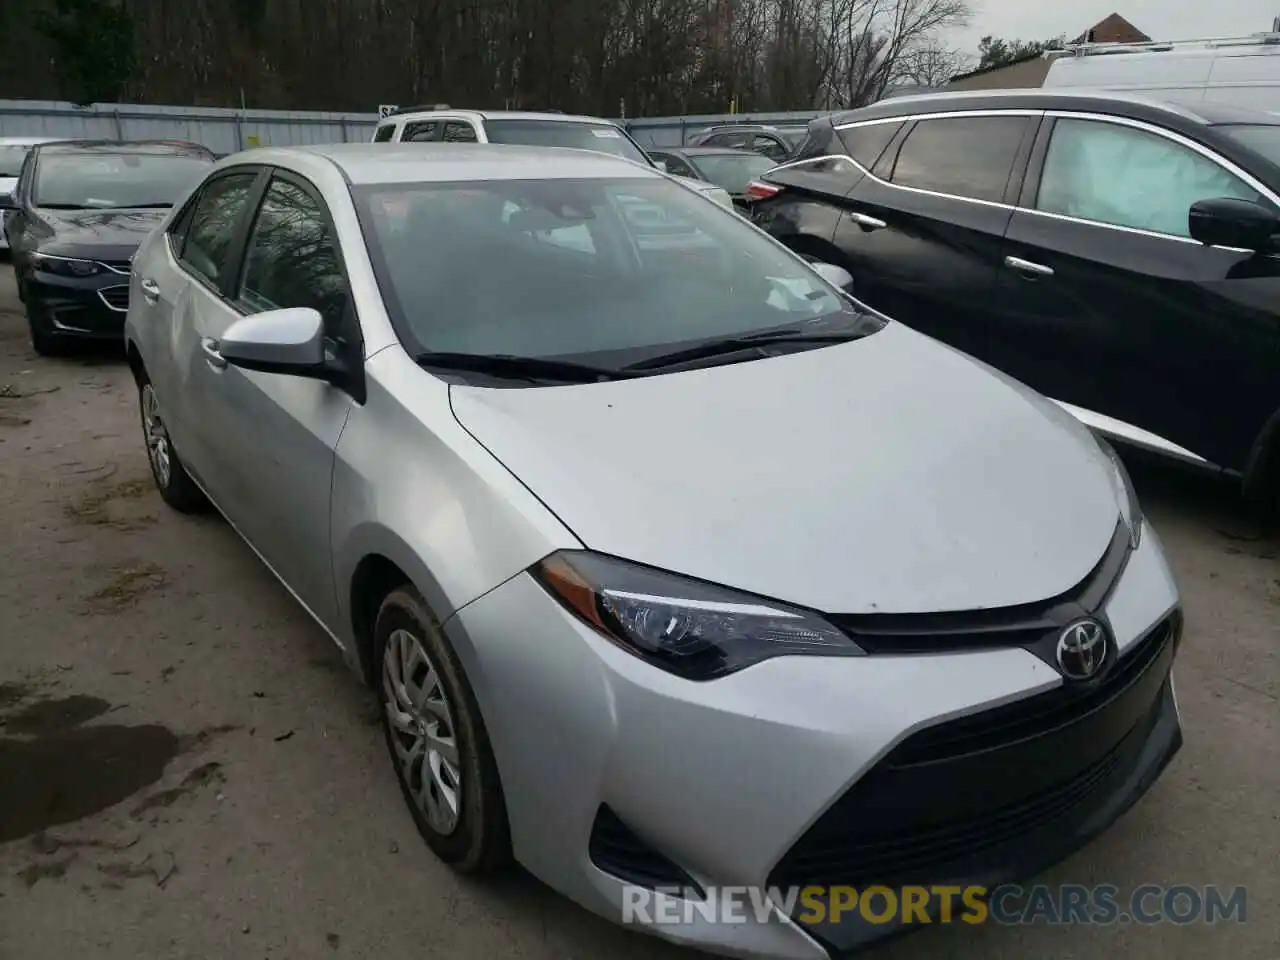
[949,12,1150,83]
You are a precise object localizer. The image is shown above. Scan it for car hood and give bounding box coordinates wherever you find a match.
[37,207,168,260]
[449,322,1124,614]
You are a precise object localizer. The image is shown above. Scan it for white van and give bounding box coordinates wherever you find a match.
[1043,26,1280,113]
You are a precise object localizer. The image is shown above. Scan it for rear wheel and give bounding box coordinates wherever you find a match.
[136,374,208,512]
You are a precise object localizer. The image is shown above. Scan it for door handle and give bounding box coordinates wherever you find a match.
[850,212,887,231]
[200,336,227,370]
[140,278,160,303]
[1004,255,1054,278]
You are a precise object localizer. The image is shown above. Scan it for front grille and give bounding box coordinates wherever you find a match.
[589,805,702,895]
[100,259,132,274]
[828,520,1131,654]
[98,285,130,311]
[768,613,1177,891]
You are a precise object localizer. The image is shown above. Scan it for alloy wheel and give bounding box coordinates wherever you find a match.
[141,384,171,489]
[382,628,462,835]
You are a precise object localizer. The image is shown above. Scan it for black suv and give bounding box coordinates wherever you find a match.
[749,89,1280,507]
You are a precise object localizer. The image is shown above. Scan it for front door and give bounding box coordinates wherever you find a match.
[994,114,1280,471]
[190,172,360,627]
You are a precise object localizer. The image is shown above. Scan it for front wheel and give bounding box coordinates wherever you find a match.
[375,586,510,873]
[26,302,65,357]
[137,376,208,512]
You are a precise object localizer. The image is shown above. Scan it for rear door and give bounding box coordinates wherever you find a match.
[996,113,1280,471]
[831,111,1038,362]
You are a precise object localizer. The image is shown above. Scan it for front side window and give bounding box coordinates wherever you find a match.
[1037,118,1263,237]
[442,121,478,142]
[356,176,874,365]
[891,116,1030,203]
[181,172,259,285]
[483,119,651,165]
[0,145,33,178]
[33,150,214,210]
[238,177,348,334]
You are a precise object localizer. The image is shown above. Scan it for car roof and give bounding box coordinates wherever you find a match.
[827,87,1280,128]
[34,139,214,156]
[653,145,767,157]
[265,142,663,184]
[384,109,620,126]
[0,135,66,146]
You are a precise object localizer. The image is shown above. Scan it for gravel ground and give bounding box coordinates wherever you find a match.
[0,261,1276,960]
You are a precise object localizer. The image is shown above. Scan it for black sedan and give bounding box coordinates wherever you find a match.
[1,139,215,355]
[646,146,780,210]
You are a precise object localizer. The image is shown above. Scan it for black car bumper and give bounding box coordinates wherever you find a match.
[24,271,131,340]
[773,617,1183,956]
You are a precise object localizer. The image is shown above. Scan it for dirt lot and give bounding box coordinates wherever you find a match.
[0,261,1276,960]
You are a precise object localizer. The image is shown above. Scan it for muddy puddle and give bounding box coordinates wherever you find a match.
[0,686,181,843]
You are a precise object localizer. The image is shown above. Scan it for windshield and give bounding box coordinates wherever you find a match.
[483,119,651,166]
[1217,124,1280,166]
[34,151,213,209]
[356,176,871,367]
[0,145,33,177]
[688,153,779,194]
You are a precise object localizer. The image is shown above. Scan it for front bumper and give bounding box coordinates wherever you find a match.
[446,524,1182,960]
[23,266,131,339]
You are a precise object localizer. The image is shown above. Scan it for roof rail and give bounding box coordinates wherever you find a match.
[1046,30,1280,60]
[385,103,453,118]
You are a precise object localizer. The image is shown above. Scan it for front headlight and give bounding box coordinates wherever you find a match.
[31,253,103,277]
[1097,437,1144,549]
[533,551,863,681]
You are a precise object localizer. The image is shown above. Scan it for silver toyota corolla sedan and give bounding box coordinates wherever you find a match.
[124,143,1184,959]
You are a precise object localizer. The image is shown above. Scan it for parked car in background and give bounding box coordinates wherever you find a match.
[687,123,802,161]
[1043,25,1280,112]
[125,141,1181,960]
[1,139,216,354]
[371,107,734,210]
[748,89,1280,512]
[0,135,66,252]
[646,146,780,210]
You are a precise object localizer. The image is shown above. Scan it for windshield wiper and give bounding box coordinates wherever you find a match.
[622,328,864,372]
[118,202,174,209]
[413,351,634,383]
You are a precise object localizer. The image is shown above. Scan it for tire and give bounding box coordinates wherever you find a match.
[1242,410,1280,528]
[374,586,511,873]
[136,373,208,512]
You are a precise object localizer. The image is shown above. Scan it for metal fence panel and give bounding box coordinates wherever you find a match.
[0,99,825,153]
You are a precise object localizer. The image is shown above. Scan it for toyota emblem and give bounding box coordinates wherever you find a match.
[1056,619,1108,680]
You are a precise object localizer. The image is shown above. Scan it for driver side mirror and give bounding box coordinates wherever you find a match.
[1189,197,1278,252]
[810,261,855,295]
[217,307,327,377]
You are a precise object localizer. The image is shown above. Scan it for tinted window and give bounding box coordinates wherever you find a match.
[706,132,750,149]
[238,177,348,334]
[483,119,651,164]
[373,124,396,143]
[891,116,1029,202]
[181,173,258,285]
[1217,124,1280,165]
[442,121,477,142]
[33,150,214,210]
[688,153,778,194]
[403,121,440,142]
[652,153,696,178]
[0,145,33,177]
[752,135,790,160]
[1037,118,1261,238]
[356,177,872,363]
[837,121,904,169]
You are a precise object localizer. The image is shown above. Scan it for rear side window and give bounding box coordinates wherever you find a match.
[442,121,478,142]
[373,124,396,143]
[181,172,259,286]
[837,121,903,169]
[891,116,1030,203]
[403,120,440,142]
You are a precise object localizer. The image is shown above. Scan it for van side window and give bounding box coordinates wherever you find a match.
[891,116,1030,203]
[1036,117,1262,238]
[403,121,441,142]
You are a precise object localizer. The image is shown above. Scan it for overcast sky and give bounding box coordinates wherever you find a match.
[949,0,1279,56]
